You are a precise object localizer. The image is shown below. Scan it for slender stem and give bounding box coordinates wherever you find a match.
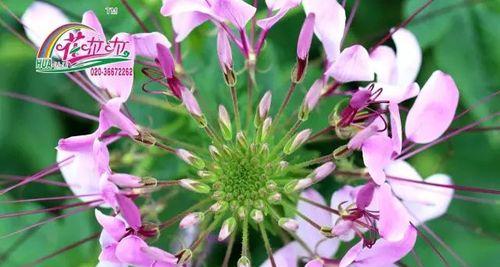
[120,0,149,32]
[308,126,334,142]
[190,215,223,252]
[21,232,100,267]
[241,216,250,258]
[275,82,297,124]
[159,200,209,229]
[370,0,434,52]
[259,223,276,267]
[222,229,237,267]
[291,154,333,169]
[230,85,242,131]
[342,0,360,44]
[282,201,322,231]
[298,196,340,215]
[412,223,450,267]
[246,64,257,129]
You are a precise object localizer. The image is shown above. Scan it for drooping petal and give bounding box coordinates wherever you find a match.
[217,27,233,72]
[303,79,323,111]
[257,5,294,30]
[109,173,142,188]
[98,243,125,266]
[132,32,171,59]
[21,1,70,47]
[305,259,324,267]
[115,194,142,230]
[405,71,459,144]
[343,226,417,267]
[160,0,213,42]
[303,0,345,62]
[95,209,127,241]
[355,182,376,210]
[82,10,105,39]
[392,28,422,87]
[56,133,109,201]
[115,235,155,266]
[296,13,315,60]
[325,45,374,83]
[361,135,393,184]
[212,0,256,29]
[156,43,176,79]
[297,190,340,258]
[181,88,203,117]
[98,98,139,137]
[377,183,410,242]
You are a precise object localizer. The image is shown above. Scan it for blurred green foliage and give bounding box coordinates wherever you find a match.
[0,0,499,266]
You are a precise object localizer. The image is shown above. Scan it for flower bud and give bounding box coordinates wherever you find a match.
[181,88,206,126]
[179,179,211,194]
[209,145,221,160]
[284,129,311,155]
[294,13,315,83]
[251,209,264,223]
[293,177,314,191]
[209,201,227,213]
[299,79,323,121]
[266,180,277,191]
[311,162,336,181]
[260,117,272,141]
[268,192,282,204]
[278,218,299,232]
[218,105,233,140]
[237,256,250,267]
[180,212,204,228]
[238,206,247,219]
[176,149,205,169]
[255,91,272,126]
[236,131,248,148]
[218,217,237,241]
[197,170,214,178]
[279,160,289,170]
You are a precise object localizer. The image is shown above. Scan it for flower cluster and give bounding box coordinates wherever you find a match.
[0,0,497,267]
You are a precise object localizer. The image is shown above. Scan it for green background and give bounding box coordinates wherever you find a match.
[0,0,499,266]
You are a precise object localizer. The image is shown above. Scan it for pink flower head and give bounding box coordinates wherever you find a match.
[161,0,256,42]
[303,0,345,62]
[258,91,273,119]
[405,70,460,144]
[325,45,374,83]
[257,0,301,30]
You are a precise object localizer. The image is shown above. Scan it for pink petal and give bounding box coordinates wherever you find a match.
[370,45,396,84]
[347,124,380,151]
[339,241,363,267]
[405,71,459,144]
[355,182,376,210]
[170,12,211,42]
[116,194,142,230]
[21,1,69,47]
[217,27,233,71]
[297,13,316,60]
[115,235,154,266]
[133,32,171,59]
[109,173,142,188]
[361,135,393,184]
[257,6,292,30]
[303,0,345,62]
[297,190,340,258]
[378,183,410,242]
[95,209,127,241]
[385,160,423,203]
[375,82,420,104]
[98,243,121,264]
[330,185,356,234]
[392,28,422,87]
[82,10,105,39]
[156,43,176,79]
[303,79,323,111]
[350,226,417,266]
[99,176,120,208]
[325,45,374,83]
[388,103,402,155]
[181,88,203,117]
[98,98,139,136]
[305,259,323,267]
[407,174,453,224]
[56,133,108,201]
[212,0,256,29]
